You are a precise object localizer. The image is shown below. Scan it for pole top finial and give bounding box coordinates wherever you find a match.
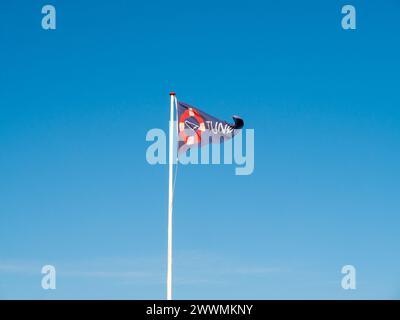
[169,92,176,96]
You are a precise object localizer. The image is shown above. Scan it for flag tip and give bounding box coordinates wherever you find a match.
[169,92,176,96]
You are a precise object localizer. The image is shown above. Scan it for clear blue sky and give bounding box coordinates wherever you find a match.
[1,0,399,299]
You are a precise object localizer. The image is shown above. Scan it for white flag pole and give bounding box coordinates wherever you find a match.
[167,92,176,300]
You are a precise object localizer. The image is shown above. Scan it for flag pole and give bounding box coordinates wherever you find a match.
[167,92,176,300]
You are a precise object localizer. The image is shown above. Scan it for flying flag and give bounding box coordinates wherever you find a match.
[165,93,244,300]
[177,100,244,152]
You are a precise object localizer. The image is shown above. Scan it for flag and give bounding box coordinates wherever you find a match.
[177,101,244,152]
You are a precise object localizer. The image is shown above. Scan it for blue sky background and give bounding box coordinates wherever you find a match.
[0,0,399,299]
